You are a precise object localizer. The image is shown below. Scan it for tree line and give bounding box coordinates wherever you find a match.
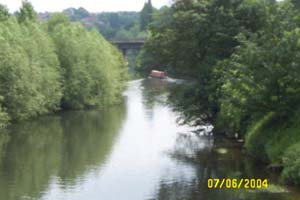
[138,0,300,184]
[39,4,156,77]
[53,2,156,76]
[0,1,128,128]
[39,7,148,40]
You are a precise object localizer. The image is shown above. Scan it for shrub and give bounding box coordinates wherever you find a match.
[282,142,300,184]
[244,112,274,161]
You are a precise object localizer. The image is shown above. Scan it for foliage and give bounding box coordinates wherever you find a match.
[140,0,154,31]
[213,0,300,184]
[95,12,147,39]
[265,113,300,163]
[217,4,300,133]
[43,8,149,40]
[38,7,152,74]
[141,0,300,184]
[42,8,149,72]
[47,14,127,109]
[139,0,244,76]
[282,142,300,185]
[0,17,62,120]
[0,3,127,128]
[17,0,37,23]
[244,112,274,161]
[0,4,9,21]
[168,84,216,126]
[139,0,252,124]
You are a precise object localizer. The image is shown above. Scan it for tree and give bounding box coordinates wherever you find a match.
[140,0,154,30]
[17,0,37,23]
[0,18,62,120]
[0,4,9,21]
[0,3,128,127]
[47,15,127,109]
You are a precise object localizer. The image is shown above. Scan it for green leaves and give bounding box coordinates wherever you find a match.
[48,15,127,109]
[140,0,154,31]
[139,0,300,184]
[282,142,300,184]
[0,19,62,121]
[0,4,9,21]
[215,1,300,184]
[17,1,37,23]
[0,5,128,127]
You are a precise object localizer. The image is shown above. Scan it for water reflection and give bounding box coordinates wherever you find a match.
[152,133,300,200]
[58,108,126,186]
[0,104,126,200]
[0,116,64,200]
[0,79,299,200]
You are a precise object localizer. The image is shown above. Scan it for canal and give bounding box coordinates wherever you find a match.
[0,79,299,200]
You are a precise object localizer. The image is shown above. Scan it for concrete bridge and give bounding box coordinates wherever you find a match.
[111,40,145,59]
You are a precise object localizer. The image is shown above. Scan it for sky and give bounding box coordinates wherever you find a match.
[0,0,171,13]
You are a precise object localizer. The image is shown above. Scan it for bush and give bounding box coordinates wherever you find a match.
[244,112,274,162]
[282,142,300,184]
[265,115,300,163]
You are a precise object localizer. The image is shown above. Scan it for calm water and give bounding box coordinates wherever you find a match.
[0,79,299,200]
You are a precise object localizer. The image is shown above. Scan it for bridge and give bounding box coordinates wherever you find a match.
[110,40,145,59]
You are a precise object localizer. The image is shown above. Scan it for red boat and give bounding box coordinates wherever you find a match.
[149,70,167,79]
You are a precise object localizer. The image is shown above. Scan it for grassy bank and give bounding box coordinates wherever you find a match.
[243,111,300,184]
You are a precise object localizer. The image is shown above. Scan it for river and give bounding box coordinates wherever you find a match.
[0,79,299,200]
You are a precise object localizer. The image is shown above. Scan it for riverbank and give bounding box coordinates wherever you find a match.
[137,0,300,186]
[214,111,300,185]
[244,112,300,185]
[166,79,300,185]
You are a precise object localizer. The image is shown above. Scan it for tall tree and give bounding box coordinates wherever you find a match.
[17,0,37,23]
[47,14,127,109]
[140,0,154,30]
[0,4,9,21]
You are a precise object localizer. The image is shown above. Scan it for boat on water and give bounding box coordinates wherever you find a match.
[149,70,167,79]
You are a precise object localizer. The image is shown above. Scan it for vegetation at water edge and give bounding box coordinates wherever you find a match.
[0,1,127,127]
[139,0,300,185]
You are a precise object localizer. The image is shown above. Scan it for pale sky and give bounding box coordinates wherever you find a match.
[0,0,171,13]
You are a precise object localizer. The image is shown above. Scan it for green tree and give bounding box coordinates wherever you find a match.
[47,14,127,109]
[0,18,62,120]
[0,4,9,21]
[139,0,300,184]
[140,0,154,30]
[0,3,128,129]
[17,0,37,23]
